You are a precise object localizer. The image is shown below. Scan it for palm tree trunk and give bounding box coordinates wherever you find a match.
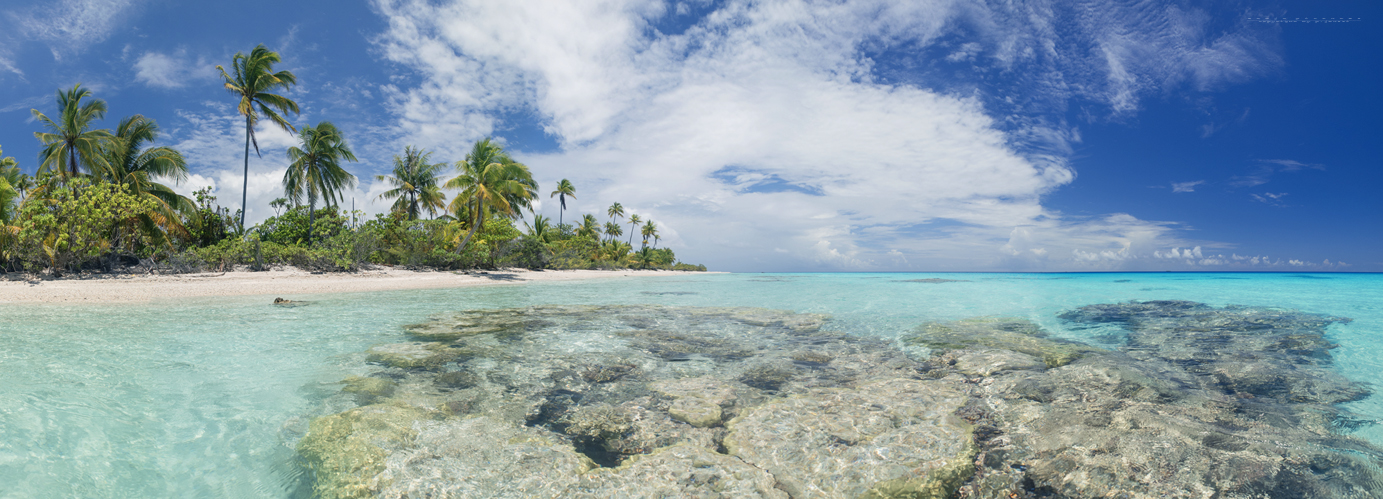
[240,116,251,232]
[308,197,316,245]
[628,221,636,246]
[455,199,484,253]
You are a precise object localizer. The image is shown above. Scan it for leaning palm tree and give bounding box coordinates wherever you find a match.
[444,138,537,252]
[626,213,641,246]
[641,220,658,248]
[217,44,300,230]
[283,121,357,243]
[102,115,197,243]
[603,221,622,243]
[376,146,448,220]
[32,84,115,178]
[549,178,575,226]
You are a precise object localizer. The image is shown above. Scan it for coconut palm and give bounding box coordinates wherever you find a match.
[444,138,537,252]
[607,202,624,225]
[32,84,115,178]
[626,214,641,246]
[633,246,656,269]
[549,178,575,226]
[283,121,357,243]
[1,149,20,225]
[217,44,300,230]
[640,220,658,248]
[376,146,448,220]
[527,214,554,244]
[578,214,599,239]
[102,115,196,242]
[603,221,622,243]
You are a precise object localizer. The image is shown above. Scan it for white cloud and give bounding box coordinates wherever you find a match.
[369,0,1283,271]
[133,50,218,89]
[1171,180,1204,193]
[1251,192,1288,206]
[11,0,140,57]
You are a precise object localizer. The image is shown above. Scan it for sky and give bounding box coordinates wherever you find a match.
[0,0,1378,272]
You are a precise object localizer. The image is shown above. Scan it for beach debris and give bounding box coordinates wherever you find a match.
[272,297,308,307]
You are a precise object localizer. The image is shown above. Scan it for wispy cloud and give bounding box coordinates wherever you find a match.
[133,50,219,89]
[368,0,1284,271]
[1251,192,1288,206]
[10,0,141,58]
[1171,180,1204,193]
[1231,158,1325,187]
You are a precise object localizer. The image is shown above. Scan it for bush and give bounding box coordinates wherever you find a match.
[14,177,157,273]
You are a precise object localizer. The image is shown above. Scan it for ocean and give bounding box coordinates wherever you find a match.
[1,272,1379,497]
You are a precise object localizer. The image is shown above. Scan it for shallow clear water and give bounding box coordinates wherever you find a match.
[1,272,1379,497]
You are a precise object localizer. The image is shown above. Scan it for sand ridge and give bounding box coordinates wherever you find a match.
[0,268,708,304]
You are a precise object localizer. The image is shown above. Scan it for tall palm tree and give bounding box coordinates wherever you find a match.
[218,44,300,230]
[549,178,575,226]
[32,84,114,178]
[603,221,622,243]
[578,214,599,239]
[607,202,624,226]
[283,121,357,243]
[444,138,537,252]
[626,213,641,246]
[641,220,657,248]
[102,115,196,243]
[376,146,448,220]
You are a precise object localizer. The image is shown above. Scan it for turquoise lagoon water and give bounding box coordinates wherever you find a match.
[1,272,1380,497]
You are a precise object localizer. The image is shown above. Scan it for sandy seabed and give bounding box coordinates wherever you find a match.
[0,268,705,304]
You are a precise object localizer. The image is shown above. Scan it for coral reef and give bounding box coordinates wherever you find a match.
[289,301,1383,499]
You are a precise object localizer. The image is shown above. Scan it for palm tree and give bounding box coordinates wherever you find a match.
[283,121,357,243]
[527,214,553,244]
[376,146,448,220]
[102,115,196,243]
[578,214,599,239]
[217,44,300,230]
[641,220,658,248]
[549,178,575,226]
[633,246,656,269]
[444,138,537,252]
[1,149,21,225]
[607,202,624,226]
[626,214,641,246]
[270,197,289,216]
[32,84,114,178]
[603,221,622,243]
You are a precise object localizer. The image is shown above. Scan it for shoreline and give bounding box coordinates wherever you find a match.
[0,267,715,304]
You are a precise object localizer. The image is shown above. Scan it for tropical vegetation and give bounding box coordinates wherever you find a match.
[0,46,705,275]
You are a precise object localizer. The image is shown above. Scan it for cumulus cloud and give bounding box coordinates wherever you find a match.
[133,50,219,89]
[1171,180,1204,193]
[369,0,1283,271]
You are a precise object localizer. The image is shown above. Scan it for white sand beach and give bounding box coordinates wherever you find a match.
[0,268,705,304]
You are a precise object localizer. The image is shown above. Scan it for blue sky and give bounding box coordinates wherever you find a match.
[1,0,1378,272]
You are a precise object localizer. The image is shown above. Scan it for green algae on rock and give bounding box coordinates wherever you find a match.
[364,342,455,370]
[902,316,1104,367]
[296,403,441,499]
[340,376,396,404]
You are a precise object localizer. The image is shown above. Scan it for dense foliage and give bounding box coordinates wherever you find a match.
[1,47,706,276]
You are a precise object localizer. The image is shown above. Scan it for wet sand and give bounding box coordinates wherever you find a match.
[0,267,708,304]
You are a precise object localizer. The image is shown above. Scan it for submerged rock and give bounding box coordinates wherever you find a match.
[364,343,455,370]
[725,378,975,498]
[902,316,1104,367]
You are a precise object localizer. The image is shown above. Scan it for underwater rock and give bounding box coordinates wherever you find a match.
[724,378,975,498]
[340,376,397,404]
[297,403,441,499]
[902,317,1105,367]
[650,376,737,428]
[273,297,308,307]
[952,349,1046,377]
[373,416,594,498]
[364,342,454,370]
[569,444,787,498]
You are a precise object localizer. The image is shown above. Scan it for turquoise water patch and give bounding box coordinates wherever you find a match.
[0,272,1379,497]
